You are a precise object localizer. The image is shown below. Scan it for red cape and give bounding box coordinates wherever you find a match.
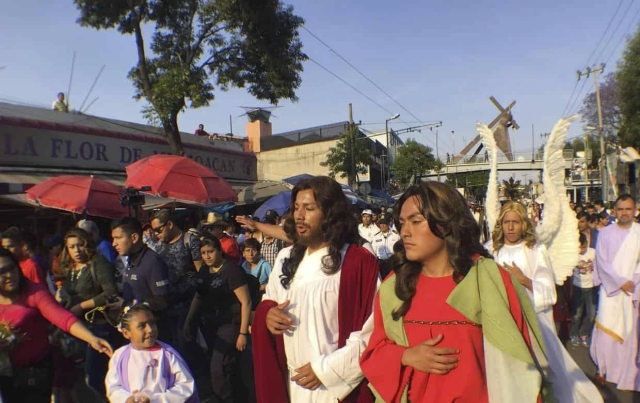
[252,245,378,403]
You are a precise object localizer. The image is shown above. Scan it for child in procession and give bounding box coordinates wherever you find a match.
[105,303,198,403]
[241,238,272,292]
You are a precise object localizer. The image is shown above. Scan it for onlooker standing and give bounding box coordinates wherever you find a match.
[184,236,254,402]
[259,215,283,267]
[0,248,112,403]
[150,210,202,359]
[358,209,376,243]
[77,220,118,264]
[200,213,241,263]
[241,238,272,292]
[109,218,171,340]
[577,211,599,249]
[1,227,46,284]
[51,92,69,112]
[569,233,598,347]
[58,228,119,398]
[370,214,401,279]
[194,124,209,136]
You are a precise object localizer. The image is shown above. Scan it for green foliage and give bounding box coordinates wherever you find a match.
[74,0,307,154]
[564,134,601,168]
[616,26,640,150]
[445,171,489,200]
[391,139,438,189]
[579,72,621,139]
[320,125,372,186]
[501,177,524,201]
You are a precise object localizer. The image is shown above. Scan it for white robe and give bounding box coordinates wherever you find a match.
[264,245,377,403]
[105,344,196,403]
[489,241,603,403]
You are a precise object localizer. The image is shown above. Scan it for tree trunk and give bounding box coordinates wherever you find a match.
[165,112,185,155]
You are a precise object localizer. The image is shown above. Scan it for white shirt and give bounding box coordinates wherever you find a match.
[370,230,401,260]
[358,223,376,243]
[106,345,196,403]
[573,248,596,288]
[264,245,376,403]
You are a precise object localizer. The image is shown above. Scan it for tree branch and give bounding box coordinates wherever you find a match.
[133,2,154,101]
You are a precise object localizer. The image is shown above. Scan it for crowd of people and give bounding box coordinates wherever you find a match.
[0,174,638,402]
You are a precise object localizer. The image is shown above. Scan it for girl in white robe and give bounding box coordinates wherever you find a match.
[488,240,603,403]
[105,304,198,403]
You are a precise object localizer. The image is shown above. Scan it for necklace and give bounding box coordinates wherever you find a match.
[71,266,85,282]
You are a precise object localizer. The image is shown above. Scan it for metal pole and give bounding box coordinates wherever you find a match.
[451,131,455,163]
[436,129,440,181]
[593,66,607,201]
[531,124,534,161]
[385,119,389,190]
[349,103,356,187]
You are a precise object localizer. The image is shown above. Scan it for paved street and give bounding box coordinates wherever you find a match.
[566,341,640,403]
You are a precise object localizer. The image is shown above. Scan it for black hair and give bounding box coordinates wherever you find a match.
[150,209,176,225]
[595,200,605,207]
[579,232,587,246]
[111,217,143,237]
[588,214,599,224]
[243,237,262,253]
[0,248,27,292]
[1,227,23,244]
[200,235,222,252]
[577,211,589,220]
[118,303,154,331]
[616,193,636,205]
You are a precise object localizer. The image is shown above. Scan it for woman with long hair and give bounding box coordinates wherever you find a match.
[360,181,554,403]
[58,227,119,399]
[183,235,253,402]
[0,247,112,403]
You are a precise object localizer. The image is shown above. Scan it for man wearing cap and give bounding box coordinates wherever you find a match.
[201,212,241,263]
[358,209,376,243]
[370,214,400,279]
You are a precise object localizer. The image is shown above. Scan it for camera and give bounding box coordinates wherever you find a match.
[120,186,151,207]
[106,295,120,304]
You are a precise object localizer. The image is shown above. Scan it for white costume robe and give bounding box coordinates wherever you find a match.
[105,343,196,403]
[489,241,603,403]
[264,245,377,403]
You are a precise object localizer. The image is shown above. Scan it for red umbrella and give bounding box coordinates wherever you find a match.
[125,154,237,205]
[26,175,129,219]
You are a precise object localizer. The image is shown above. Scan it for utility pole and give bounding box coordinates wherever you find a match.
[531,124,535,162]
[348,103,356,188]
[451,131,455,163]
[577,64,606,201]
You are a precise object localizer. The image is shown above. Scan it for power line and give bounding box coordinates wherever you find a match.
[560,0,624,117]
[568,76,591,116]
[308,58,394,116]
[302,26,441,150]
[604,3,640,65]
[594,0,635,63]
[583,0,625,68]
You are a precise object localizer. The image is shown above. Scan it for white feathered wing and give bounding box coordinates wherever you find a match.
[476,122,500,235]
[535,115,580,285]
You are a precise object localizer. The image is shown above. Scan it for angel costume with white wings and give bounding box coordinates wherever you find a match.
[479,116,603,403]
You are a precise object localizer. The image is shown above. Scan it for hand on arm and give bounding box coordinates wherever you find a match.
[621,281,635,295]
[68,321,113,357]
[292,363,323,390]
[266,300,293,335]
[400,334,459,375]
[503,262,533,291]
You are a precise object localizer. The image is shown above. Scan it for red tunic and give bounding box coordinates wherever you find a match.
[362,275,487,403]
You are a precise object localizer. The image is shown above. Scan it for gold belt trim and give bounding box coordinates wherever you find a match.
[595,320,624,344]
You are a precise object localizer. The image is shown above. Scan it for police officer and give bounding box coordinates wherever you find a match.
[371,214,400,279]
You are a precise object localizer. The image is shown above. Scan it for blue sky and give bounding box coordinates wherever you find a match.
[0,0,637,162]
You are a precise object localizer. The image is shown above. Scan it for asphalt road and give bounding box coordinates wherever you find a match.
[565,340,640,403]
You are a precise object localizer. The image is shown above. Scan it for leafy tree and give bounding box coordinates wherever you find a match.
[501,177,524,200]
[320,125,372,187]
[445,171,489,201]
[74,0,307,155]
[617,26,640,149]
[579,72,621,139]
[391,139,438,189]
[563,134,601,168]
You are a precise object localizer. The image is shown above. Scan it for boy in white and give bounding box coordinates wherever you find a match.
[569,232,598,347]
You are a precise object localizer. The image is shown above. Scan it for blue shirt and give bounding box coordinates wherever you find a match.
[97,238,118,264]
[242,259,272,285]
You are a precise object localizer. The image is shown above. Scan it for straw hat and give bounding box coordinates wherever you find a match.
[200,212,229,227]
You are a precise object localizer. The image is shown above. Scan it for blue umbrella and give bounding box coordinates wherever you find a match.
[253,190,291,220]
[283,174,315,186]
